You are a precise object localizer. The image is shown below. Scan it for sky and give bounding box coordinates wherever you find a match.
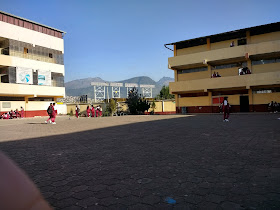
[1,0,280,82]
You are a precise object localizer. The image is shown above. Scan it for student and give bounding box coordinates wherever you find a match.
[223,97,230,122]
[51,103,56,124]
[75,105,79,118]
[96,106,99,117]
[99,106,103,117]
[212,71,216,78]
[45,103,53,124]
[86,105,90,118]
[91,105,95,117]
[20,106,24,118]
[230,41,234,47]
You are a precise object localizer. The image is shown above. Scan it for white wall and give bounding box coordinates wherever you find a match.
[0,21,64,52]
[11,56,65,75]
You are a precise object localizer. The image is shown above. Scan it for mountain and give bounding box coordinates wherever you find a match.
[157,76,174,86]
[65,76,174,98]
[118,76,156,85]
[65,77,105,89]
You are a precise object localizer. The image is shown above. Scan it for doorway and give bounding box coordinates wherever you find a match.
[240,96,249,112]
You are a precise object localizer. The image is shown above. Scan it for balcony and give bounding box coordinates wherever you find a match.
[169,71,280,93]
[169,40,280,69]
[0,82,65,97]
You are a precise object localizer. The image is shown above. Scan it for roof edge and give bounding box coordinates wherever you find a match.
[0,10,66,34]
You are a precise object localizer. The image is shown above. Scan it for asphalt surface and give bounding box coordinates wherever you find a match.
[0,114,279,209]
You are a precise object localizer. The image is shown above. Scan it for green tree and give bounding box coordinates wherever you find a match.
[106,99,117,116]
[126,87,150,115]
[157,85,174,99]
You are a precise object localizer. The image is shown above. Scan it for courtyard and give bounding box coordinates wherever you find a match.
[0,114,279,209]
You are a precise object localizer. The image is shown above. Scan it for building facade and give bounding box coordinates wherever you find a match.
[0,11,66,117]
[166,22,280,113]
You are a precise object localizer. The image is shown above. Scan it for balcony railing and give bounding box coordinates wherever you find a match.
[169,71,280,93]
[169,40,280,69]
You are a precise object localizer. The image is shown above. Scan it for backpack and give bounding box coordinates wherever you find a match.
[47,106,53,115]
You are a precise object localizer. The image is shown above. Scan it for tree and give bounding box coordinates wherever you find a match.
[108,99,117,116]
[157,85,174,99]
[126,87,150,115]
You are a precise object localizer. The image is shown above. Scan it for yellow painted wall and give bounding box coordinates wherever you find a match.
[211,39,236,50]
[0,101,25,112]
[177,44,207,56]
[252,92,280,104]
[179,96,210,106]
[211,67,239,77]
[164,101,176,111]
[251,32,280,44]
[252,62,280,74]
[178,70,209,81]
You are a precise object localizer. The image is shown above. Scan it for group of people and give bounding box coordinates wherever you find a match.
[211,71,221,78]
[75,105,103,118]
[269,101,279,113]
[239,67,251,75]
[45,103,57,124]
[0,107,24,120]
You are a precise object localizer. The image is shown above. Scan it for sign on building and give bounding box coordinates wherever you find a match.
[16,67,33,84]
[38,70,51,86]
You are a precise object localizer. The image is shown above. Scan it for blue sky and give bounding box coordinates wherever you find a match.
[1,0,280,82]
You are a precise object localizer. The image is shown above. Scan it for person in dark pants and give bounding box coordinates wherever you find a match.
[223,97,230,122]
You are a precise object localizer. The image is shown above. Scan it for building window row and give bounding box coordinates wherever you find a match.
[0,38,64,65]
[0,13,63,38]
[178,67,208,74]
[252,87,280,94]
[211,62,247,70]
[0,67,64,87]
[251,58,280,65]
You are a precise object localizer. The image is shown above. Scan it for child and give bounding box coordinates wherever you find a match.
[223,97,230,122]
[86,105,90,118]
[91,105,95,117]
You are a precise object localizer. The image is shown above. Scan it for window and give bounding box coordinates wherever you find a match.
[212,62,247,70]
[178,67,208,74]
[252,58,280,65]
[238,38,247,46]
[252,87,280,94]
[49,53,53,58]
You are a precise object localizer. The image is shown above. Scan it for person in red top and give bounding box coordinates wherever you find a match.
[86,105,90,118]
[51,103,56,124]
[223,97,230,122]
[20,106,24,118]
[45,103,53,124]
[91,105,95,117]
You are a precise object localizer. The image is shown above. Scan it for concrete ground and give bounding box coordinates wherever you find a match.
[0,114,279,209]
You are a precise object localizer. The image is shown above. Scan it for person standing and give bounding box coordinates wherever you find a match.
[20,106,24,118]
[86,105,90,118]
[96,106,99,117]
[75,105,79,118]
[99,106,103,117]
[91,105,95,117]
[223,97,230,122]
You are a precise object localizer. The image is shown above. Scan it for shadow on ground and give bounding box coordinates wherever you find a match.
[0,115,279,209]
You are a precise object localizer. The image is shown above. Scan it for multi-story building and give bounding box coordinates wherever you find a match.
[0,11,66,117]
[166,22,280,113]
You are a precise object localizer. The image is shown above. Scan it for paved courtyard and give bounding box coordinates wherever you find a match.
[0,114,279,209]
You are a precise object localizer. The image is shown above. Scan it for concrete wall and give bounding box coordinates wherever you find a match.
[0,21,64,52]
[0,83,65,97]
[252,92,280,104]
[251,31,280,44]
[177,44,207,56]
[252,62,280,74]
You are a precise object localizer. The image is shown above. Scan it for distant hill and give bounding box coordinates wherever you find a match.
[157,76,174,86]
[65,76,174,98]
[65,77,105,89]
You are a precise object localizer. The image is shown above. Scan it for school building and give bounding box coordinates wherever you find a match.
[166,22,280,113]
[0,11,66,117]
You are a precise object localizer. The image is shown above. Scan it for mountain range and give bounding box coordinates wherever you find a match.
[65,76,174,98]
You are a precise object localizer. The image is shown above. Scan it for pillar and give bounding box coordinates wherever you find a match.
[248,89,253,112]
[207,38,211,50]
[174,44,177,56]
